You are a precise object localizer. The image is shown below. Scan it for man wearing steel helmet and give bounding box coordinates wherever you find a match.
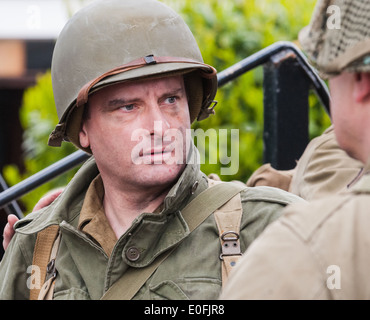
[220,0,370,300]
[0,0,301,300]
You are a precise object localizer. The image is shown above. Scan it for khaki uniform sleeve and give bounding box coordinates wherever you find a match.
[246,163,295,191]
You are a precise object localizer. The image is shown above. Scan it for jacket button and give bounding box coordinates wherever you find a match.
[126,247,140,262]
[190,180,199,194]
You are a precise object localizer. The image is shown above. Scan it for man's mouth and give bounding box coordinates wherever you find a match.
[137,146,174,164]
[140,148,171,157]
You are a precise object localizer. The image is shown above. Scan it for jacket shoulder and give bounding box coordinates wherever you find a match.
[241,185,304,205]
[237,186,304,252]
[279,192,352,241]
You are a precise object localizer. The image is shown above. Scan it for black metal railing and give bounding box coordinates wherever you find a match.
[217,41,330,113]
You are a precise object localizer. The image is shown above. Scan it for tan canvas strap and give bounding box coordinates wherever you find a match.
[214,193,243,287]
[101,181,246,300]
[37,231,61,300]
[29,225,59,300]
[76,55,217,109]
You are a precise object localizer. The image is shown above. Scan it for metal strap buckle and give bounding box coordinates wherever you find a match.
[197,100,218,121]
[46,259,57,280]
[219,231,242,260]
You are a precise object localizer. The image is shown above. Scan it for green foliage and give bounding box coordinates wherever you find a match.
[164,0,331,181]
[3,71,80,213]
[2,0,331,213]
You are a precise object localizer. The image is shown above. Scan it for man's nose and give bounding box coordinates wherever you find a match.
[145,105,171,136]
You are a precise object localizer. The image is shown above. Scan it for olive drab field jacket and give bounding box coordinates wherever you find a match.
[0,151,302,300]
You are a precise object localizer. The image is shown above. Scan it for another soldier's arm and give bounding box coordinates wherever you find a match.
[246,163,295,191]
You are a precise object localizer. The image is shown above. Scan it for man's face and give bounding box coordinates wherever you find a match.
[79,75,191,191]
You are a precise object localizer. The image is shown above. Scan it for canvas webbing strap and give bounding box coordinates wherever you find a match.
[101,181,246,300]
[29,224,59,300]
[214,193,243,287]
[37,231,61,300]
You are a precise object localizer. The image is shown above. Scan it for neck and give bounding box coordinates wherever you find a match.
[355,126,370,165]
[101,177,172,239]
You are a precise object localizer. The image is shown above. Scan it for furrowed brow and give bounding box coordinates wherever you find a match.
[107,98,134,107]
[104,98,140,111]
[159,88,184,100]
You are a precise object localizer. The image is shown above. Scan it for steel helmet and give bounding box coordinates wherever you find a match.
[48,0,218,152]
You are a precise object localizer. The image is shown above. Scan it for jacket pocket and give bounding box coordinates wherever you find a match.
[53,287,91,300]
[149,278,221,300]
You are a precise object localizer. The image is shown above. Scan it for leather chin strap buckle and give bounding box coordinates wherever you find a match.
[197,100,218,121]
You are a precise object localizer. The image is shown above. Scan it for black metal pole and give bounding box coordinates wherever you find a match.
[262,51,310,169]
[0,175,23,219]
[0,150,90,209]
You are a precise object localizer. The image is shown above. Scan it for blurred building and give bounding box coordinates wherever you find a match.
[0,0,72,172]
[0,0,92,257]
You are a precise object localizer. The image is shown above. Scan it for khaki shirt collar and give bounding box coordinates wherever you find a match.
[364,158,370,173]
[350,158,370,194]
[78,175,117,257]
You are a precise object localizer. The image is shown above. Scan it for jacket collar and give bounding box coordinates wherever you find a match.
[351,158,370,194]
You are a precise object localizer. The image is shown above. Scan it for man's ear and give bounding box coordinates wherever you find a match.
[79,122,90,149]
[353,72,370,103]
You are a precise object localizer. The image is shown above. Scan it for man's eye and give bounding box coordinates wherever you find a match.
[120,104,135,111]
[166,96,177,104]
